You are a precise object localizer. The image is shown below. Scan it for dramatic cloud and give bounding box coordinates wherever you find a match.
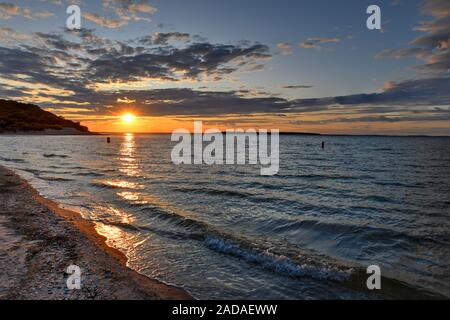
[1,25,448,122]
[64,76,450,117]
[0,28,271,97]
[85,42,270,83]
[0,1,448,130]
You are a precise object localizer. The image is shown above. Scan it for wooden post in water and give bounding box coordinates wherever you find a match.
[107,137,111,143]
[322,141,325,149]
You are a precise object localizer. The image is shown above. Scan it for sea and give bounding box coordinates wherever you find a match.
[0,134,449,299]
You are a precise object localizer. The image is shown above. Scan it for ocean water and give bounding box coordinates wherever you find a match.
[0,134,449,299]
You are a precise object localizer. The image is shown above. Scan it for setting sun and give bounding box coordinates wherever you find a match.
[122,113,136,123]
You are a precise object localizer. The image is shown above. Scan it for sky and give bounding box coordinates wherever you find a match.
[0,0,449,134]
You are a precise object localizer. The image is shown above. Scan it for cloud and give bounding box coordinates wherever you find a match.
[117,97,136,103]
[422,0,450,18]
[0,28,271,94]
[83,12,127,29]
[0,2,54,20]
[376,47,431,60]
[287,77,450,110]
[104,0,157,14]
[80,0,157,28]
[283,85,313,89]
[276,42,293,55]
[72,76,450,117]
[290,113,450,125]
[0,26,448,122]
[34,10,54,18]
[114,1,157,16]
[377,0,450,75]
[2,39,447,119]
[0,3,31,19]
[139,32,191,45]
[93,0,157,27]
[84,41,271,83]
[0,13,448,128]
[299,37,340,50]
[34,32,82,51]
[0,27,32,44]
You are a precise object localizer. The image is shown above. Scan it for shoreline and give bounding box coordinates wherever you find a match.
[0,128,100,135]
[0,165,191,300]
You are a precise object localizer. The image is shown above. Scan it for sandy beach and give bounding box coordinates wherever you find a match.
[0,165,191,300]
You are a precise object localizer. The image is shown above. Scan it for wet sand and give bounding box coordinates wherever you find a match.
[0,165,191,300]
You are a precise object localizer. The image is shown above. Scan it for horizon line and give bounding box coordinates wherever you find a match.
[97,131,450,137]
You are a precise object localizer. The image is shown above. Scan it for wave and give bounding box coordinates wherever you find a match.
[91,180,142,190]
[100,206,354,282]
[43,153,69,158]
[171,186,252,198]
[0,156,26,163]
[62,165,88,170]
[372,148,393,151]
[21,168,72,176]
[134,204,355,281]
[262,217,450,248]
[364,195,396,203]
[20,168,44,175]
[172,181,411,213]
[101,169,119,173]
[38,176,75,182]
[72,171,104,177]
[274,173,365,181]
[371,180,419,188]
[205,236,353,281]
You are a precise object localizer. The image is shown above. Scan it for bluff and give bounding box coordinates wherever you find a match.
[0,100,91,134]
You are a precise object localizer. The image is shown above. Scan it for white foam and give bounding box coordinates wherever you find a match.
[205,235,353,281]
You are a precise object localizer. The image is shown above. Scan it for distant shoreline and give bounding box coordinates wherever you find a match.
[97,132,450,138]
[0,165,191,300]
[1,130,449,138]
[0,128,100,136]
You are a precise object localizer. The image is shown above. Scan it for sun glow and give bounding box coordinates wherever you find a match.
[122,113,136,123]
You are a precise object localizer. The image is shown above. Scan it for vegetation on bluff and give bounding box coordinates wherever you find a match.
[0,100,90,133]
